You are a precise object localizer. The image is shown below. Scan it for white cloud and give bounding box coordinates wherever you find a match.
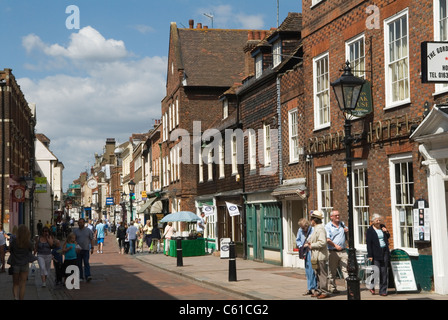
[23,26,128,63]
[19,27,167,188]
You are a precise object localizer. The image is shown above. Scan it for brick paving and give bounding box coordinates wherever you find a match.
[1,232,447,302]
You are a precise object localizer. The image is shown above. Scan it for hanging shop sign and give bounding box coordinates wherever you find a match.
[352,80,372,117]
[12,186,26,202]
[421,41,448,83]
[413,199,430,242]
[390,249,419,293]
[106,197,115,205]
[34,177,47,193]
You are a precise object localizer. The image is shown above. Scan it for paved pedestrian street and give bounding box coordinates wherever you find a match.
[1,233,446,318]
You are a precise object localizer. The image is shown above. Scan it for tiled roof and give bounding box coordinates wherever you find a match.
[176,28,253,87]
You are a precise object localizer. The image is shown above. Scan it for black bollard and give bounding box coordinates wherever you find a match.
[176,238,183,267]
[228,241,237,282]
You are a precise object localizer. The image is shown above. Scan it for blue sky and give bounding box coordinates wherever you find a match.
[0,0,302,190]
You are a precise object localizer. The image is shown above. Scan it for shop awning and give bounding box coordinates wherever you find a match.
[150,200,163,214]
[271,184,307,199]
[138,197,157,213]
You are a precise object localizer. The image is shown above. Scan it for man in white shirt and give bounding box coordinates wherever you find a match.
[126,221,138,255]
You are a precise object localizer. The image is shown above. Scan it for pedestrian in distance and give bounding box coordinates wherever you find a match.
[137,232,144,253]
[126,221,138,255]
[51,239,64,286]
[34,226,54,288]
[305,210,330,299]
[37,220,43,236]
[325,210,349,294]
[8,225,34,300]
[95,219,107,254]
[143,220,153,253]
[296,217,317,296]
[0,223,10,273]
[162,222,176,256]
[116,221,127,254]
[73,218,94,282]
[366,213,391,296]
[151,224,161,254]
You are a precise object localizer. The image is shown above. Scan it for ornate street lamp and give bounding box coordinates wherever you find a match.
[25,176,36,237]
[331,61,365,301]
[128,180,136,221]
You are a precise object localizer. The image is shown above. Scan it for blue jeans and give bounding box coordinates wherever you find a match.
[305,250,317,291]
[129,239,136,255]
[77,250,91,279]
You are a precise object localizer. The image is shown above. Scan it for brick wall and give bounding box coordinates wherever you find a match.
[301,0,439,248]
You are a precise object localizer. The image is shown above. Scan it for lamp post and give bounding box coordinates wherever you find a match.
[25,176,35,237]
[330,61,365,301]
[128,180,136,221]
[121,192,127,223]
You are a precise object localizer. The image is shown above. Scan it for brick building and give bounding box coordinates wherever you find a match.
[236,13,303,265]
[160,20,260,237]
[301,0,448,293]
[0,68,36,232]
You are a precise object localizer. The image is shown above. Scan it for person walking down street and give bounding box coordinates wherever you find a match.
[0,223,10,273]
[51,239,63,286]
[143,220,153,253]
[62,232,78,282]
[163,222,176,256]
[197,212,206,237]
[73,218,94,282]
[296,217,317,296]
[126,221,138,255]
[95,219,107,254]
[116,222,127,254]
[325,210,349,294]
[305,210,330,299]
[8,225,35,300]
[151,224,161,254]
[34,226,54,288]
[37,220,43,236]
[366,214,391,296]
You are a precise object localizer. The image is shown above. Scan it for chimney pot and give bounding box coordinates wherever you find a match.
[197,23,202,29]
[189,19,194,29]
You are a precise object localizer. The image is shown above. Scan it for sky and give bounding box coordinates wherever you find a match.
[0,0,302,191]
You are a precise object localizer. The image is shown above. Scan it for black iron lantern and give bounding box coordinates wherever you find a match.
[331,61,365,114]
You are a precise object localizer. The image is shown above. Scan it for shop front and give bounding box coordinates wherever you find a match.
[411,105,448,294]
[245,192,282,265]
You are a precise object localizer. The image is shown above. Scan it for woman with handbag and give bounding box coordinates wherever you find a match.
[366,214,391,296]
[296,217,317,296]
[304,210,330,299]
[8,225,34,300]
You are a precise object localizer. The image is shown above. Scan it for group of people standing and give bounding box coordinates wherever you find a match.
[297,210,391,299]
[115,219,162,255]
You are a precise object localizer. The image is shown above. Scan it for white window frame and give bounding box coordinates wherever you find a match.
[231,134,238,175]
[248,130,257,171]
[389,153,417,255]
[316,166,333,224]
[199,149,204,183]
[255,54,263,79]
[313,52,330,130]
[264,124,271,167]
[352,161,369,250]
[223,99,229,119]
[288,109,299,163]
[346,34,365,79]
[273,40,282,68]
[219,141,225,179]
[434,0,448,94]
[207,148,213,182]
[384,9,411,109]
